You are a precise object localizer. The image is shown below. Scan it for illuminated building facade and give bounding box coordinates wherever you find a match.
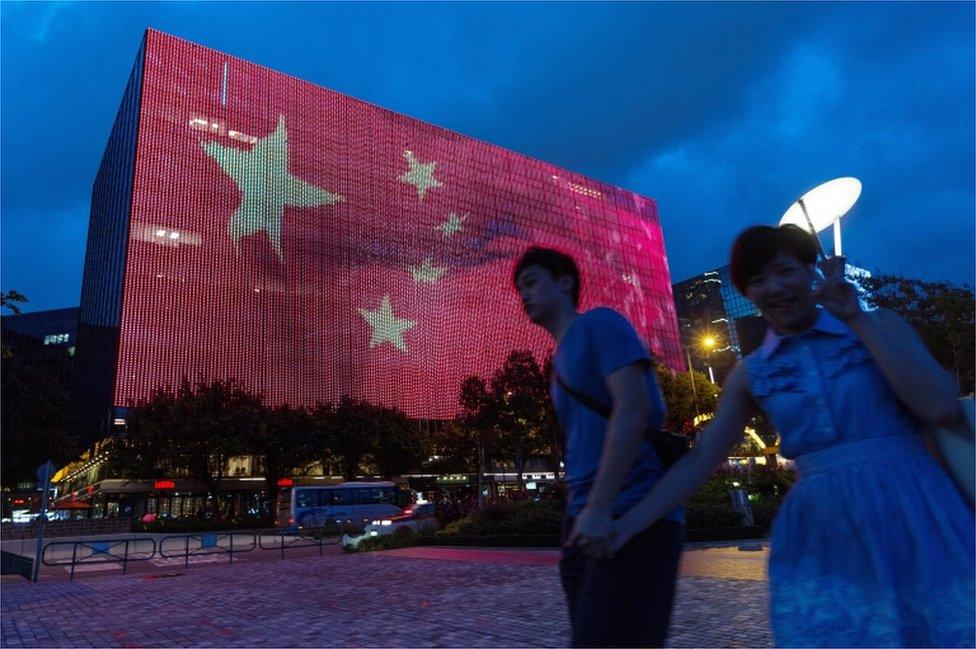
[76,29,682,432]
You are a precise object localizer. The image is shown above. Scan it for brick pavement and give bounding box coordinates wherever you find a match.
[1,546,772,647]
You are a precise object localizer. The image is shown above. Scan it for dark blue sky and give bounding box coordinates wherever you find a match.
[2,2,973,312]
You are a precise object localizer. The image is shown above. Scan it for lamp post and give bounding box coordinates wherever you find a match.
[780,177,861,257]
[684,345,700,422]
[701,336,717,384]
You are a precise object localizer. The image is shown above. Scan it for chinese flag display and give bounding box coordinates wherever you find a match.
[112,30,682,419]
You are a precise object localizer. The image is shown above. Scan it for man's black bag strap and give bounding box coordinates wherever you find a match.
[554,372,689,469]
[555,374,612,419]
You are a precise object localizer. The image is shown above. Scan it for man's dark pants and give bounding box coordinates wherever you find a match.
[560,515,684,648]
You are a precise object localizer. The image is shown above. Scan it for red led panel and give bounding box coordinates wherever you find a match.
[113,30,682,419]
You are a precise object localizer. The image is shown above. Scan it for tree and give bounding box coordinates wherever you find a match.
[1,289,29,360]
[540,354,562,480]
[489,350,554,490]
[107,386,178,482]
[1,349,79,488]
[313,397,379,481]
[455,375,498,508]
[248,404,317,515]
[860,274,974,394]
[453,350,557,504]
[115,378,262,522]
[371,405,428,479]
[1,289,28,315]
[655,364,721,433]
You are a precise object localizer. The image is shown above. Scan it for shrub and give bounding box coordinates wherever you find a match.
[686,526,767,543]
[440,499,561,538]
[346,528,437,553]
[684,503,743,529]
[749,496,780,529]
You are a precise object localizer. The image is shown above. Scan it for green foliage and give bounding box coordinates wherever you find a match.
[347,468,797,551]
[370,405,427,478]
[345,527,439,552]
[687,464,796,507]
[0,289,28,315]
[655,364,721,432]
[247,404,317,514]
[455,350,560,492]
[684,504,743,529]
[310,397,428,480]
[686,464,796,532]
[440,499,563,537]
[114,378,263,521]
[860,274,975,393]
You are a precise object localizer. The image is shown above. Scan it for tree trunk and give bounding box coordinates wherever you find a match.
[549,426,562,481]
[476,440,485,510]
[265,475,279,518]
[515,449,525,492]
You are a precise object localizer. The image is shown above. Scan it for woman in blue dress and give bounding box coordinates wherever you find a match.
[583,224,974,647]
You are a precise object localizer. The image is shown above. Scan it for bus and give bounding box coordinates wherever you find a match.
[276,482,405,529]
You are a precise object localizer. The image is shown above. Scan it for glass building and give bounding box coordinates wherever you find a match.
[672,265,764,383]
[75,29,683,434]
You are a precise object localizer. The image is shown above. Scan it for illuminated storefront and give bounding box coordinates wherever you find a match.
[76,29,682,432]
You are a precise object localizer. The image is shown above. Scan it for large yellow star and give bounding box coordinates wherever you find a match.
[358,296,417,352]
[399,151,443,200]
[202,115,342,260]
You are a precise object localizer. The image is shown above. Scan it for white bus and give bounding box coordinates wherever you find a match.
[276,482,404,529]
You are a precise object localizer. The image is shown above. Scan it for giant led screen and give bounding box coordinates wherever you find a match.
[114,30,681,419]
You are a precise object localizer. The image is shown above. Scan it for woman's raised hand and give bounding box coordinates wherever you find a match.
[813,256,863,322]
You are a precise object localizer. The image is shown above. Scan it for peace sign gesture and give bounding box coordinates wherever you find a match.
[813,256,863,323]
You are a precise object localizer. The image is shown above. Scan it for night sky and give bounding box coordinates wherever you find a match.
[2,2,973,312]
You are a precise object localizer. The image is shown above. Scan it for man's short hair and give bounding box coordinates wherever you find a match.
[729,224,819,294]
[512,246,581,306]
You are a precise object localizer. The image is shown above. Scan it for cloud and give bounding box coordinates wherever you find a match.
[625,4,974,286]
[0,2,972,311]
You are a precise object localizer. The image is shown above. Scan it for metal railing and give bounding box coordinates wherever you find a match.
[159,532,257,569]
[41,538,157,579]
[33,528,342,580]
[258,528,340,559]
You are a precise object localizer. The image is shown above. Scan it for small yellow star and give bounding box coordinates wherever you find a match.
[399,151,443,200]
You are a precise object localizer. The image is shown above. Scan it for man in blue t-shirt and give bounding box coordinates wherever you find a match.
[513,246,683,648]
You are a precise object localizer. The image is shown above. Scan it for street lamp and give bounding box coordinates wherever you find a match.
[683,333,718,422]
[701,336,717,384]
[684,344,700,422]
[780,177,861,256]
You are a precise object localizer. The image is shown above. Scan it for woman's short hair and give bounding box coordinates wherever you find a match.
[729,224,818,294]
[512,246,581,306]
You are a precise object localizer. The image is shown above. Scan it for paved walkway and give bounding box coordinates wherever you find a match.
[2,545,772,647]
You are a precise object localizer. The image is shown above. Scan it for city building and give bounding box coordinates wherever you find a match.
[1,307,79,376]
[672,267,762,384]
[2,308,79,520]
[61,29,684,517]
